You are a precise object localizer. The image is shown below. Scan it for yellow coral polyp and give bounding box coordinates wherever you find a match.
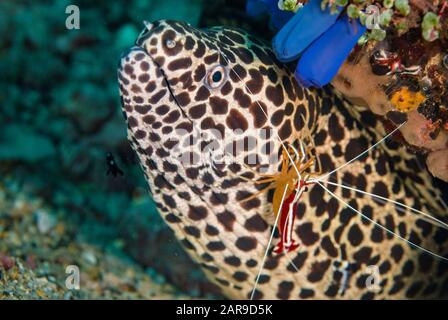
[390,87,425,112]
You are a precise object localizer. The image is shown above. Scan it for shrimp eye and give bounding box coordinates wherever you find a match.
[373,50,382,59]
[420,78,432,94]
[304,187,309,192]
[205,65,227,89]
[443,54,448,69]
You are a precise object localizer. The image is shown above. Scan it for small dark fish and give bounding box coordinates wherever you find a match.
[106,152,124,177]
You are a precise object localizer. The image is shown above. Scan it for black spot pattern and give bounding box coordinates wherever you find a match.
[188,205,208,221]
[348,224,363,246]
[235,236,257,251]
[217,210,236,231]
[297,223,319,246]
[226,109,248,131]
[244,214,268,232]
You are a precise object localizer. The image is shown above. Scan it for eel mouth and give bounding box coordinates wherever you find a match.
[157,66,191,122]
[134,21,191,122]
[118,43,190,125]
[141,47,187,116]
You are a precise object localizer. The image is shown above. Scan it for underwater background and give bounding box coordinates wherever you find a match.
[1,0,448,299]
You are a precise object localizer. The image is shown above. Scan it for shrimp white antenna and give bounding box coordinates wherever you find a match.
[321,179,448,231]
[317,181,448,262]
[250,184,289,300]
[317,122,406,182]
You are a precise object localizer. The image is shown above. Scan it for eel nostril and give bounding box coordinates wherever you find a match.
[136,21,154,47]
[143,20,153,31]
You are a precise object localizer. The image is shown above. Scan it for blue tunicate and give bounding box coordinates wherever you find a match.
[272,0,343,62]
[295,15,366,88]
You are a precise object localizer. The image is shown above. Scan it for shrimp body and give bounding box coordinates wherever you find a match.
[272,165,317,254]
[243,140,321,254]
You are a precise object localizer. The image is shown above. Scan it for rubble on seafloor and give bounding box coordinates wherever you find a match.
[0,181,192,299]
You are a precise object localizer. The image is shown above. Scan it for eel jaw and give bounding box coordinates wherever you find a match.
[118,42,190,128]
[135,21,191,121]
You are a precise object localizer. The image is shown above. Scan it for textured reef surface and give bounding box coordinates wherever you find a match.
[0,179,191,299]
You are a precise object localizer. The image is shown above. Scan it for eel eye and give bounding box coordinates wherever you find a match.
[165,39,176,49]
[205,65,227,89]
[443,54,448,69]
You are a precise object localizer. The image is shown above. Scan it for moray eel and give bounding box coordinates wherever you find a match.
[118,20,448,299]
